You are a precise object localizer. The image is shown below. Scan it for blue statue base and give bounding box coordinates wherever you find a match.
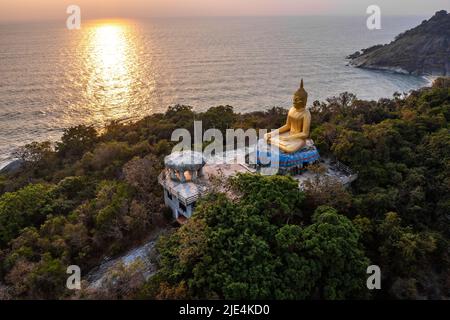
[255,139,320,173]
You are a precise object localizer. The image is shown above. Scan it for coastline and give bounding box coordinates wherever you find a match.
[347,58,441,84]
[0,76,436,174]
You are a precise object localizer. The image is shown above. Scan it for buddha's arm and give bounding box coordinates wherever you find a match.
[274,124,290,135]
[267,115,290,137]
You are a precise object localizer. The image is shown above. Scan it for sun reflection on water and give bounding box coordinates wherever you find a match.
[83,20,140,123]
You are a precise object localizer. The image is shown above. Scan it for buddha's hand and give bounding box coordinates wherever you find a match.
[279,135,291,141]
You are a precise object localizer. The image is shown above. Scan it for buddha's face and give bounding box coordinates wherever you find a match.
[293,93,307,109]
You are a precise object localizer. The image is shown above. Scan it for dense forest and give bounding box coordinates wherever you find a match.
[0,78,449,299]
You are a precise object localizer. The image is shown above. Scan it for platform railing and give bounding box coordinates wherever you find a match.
[158,172,208,205]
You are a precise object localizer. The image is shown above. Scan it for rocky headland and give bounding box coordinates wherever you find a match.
[348,10,450,76]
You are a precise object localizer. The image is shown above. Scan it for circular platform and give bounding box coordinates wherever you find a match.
[256,139,320,169]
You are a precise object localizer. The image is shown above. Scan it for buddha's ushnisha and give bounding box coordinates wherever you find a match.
[264,79,311,153]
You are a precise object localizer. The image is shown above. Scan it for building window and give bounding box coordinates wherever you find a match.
[179,202,187,213]
[167,191,172,200]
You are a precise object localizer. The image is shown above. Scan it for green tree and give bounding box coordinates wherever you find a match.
[151,176,369,300]
[297,206,370,299]
[0,184,54,247]
[56,125,98,158]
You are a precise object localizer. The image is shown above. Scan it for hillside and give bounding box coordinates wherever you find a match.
[0,78,449,299]
[348,10,450,76]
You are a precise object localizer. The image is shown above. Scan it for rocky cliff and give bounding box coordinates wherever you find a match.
[348,10,450,76]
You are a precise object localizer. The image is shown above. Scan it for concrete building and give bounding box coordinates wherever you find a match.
[158,150,253,224]
[159,148,356,224]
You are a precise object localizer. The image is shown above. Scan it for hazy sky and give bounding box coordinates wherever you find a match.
[1,0,449,22]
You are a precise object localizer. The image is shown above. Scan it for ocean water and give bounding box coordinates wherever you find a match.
[0,16,430,168]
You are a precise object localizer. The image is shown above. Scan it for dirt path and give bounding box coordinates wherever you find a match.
[85,227,170,289]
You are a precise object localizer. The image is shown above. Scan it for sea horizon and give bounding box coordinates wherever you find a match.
[0,13,433,23]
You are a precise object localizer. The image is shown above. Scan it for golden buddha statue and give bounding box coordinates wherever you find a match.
[264,79,311,153]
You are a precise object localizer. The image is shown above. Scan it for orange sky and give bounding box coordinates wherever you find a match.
[1,0,448,22]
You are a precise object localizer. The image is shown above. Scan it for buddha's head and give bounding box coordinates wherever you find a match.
[293,79,308,109]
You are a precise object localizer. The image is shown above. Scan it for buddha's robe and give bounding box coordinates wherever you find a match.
[267,107,311,153]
